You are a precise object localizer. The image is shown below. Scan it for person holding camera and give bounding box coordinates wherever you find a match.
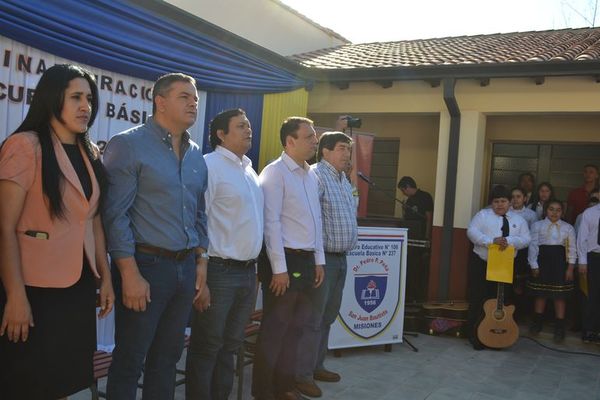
[334,115,362,133]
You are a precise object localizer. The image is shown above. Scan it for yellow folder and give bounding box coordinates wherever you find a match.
[486,244,515,283]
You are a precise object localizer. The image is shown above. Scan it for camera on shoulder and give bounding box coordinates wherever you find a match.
[343,116,362,128]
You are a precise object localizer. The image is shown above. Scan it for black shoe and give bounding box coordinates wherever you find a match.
[554,326,565,343]
[553,319,565,342]
[583,332,600,344]
[529,313,543,335]
[468,337,485,351]
[582,332,596,343]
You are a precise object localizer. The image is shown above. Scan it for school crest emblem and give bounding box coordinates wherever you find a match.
[355,275,387,313]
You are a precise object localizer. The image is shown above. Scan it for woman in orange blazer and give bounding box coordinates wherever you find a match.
[0,64,114,399]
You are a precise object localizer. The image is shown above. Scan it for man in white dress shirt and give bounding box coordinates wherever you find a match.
[252,117,325,400]
[186,108,264,400]
[295,131,358,398]
[466,185,530,350]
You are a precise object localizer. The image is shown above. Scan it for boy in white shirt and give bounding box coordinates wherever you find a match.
[466,185,531,350]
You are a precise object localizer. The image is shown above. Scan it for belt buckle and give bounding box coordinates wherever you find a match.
[174,250,189,261]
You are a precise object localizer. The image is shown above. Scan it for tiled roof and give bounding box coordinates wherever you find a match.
[289,28,600,69]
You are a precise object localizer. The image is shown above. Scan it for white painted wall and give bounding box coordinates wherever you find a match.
[165,0,348,55]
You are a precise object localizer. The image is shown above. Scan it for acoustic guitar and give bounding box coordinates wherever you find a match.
[476,283,519,349]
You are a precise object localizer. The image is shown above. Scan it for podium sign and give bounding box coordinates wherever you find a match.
[329,227,407,349]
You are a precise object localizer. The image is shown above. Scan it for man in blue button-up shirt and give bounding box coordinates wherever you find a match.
[103,73,209,400]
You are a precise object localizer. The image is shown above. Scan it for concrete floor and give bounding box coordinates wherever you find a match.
[72,327,600,400]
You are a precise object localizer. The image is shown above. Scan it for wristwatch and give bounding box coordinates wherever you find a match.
[197,252,209,261]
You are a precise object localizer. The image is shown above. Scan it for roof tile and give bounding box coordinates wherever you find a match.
[289,28,600,69]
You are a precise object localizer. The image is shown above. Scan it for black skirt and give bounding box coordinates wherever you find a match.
[527,245,574,299]
[514,248,529,289]
[0,262,96,399]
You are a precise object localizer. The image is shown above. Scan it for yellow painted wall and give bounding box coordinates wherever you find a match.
[486,114,600,142]
[456,77,600,113]
[308,81,445,114]
[309,113,439,217]
[309,77,600,115]
[259,89,309,171]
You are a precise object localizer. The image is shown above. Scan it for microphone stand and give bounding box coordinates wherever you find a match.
[358,174,426,220]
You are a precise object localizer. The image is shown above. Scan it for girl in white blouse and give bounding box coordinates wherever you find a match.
[529,182,555,220]
[510,187,537,228]
[527,199,576,341]
[510,187,538,318]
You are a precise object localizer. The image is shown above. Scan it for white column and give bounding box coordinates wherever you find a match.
[432,111,450,227]
[454,111,487,228]
[432,111,486,229]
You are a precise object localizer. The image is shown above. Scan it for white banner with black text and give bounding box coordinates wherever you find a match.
[0,35,207,151]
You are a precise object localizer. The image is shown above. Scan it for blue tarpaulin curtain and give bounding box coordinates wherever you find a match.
[203,92,264,169]
[0,0,307,93]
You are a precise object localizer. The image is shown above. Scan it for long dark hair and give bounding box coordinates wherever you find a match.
[528,181,555,211]
[10,64,106,219]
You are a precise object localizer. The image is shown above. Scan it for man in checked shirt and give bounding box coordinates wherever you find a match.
[295,130,358,398]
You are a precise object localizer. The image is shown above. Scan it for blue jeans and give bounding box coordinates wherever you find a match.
[296,253,347,381]
[185,261,257,400]
[106,251,196,400]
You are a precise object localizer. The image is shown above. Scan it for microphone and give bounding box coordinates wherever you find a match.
[357,171,374,185]
[358,172,414,212]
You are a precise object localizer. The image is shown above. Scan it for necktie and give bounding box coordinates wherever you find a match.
[501,215,510,237]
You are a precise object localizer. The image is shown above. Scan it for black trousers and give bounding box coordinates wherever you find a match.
[466,253,498,340]
[466,251,517,337]
[252,252,317,398]
[583,252,600,333]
